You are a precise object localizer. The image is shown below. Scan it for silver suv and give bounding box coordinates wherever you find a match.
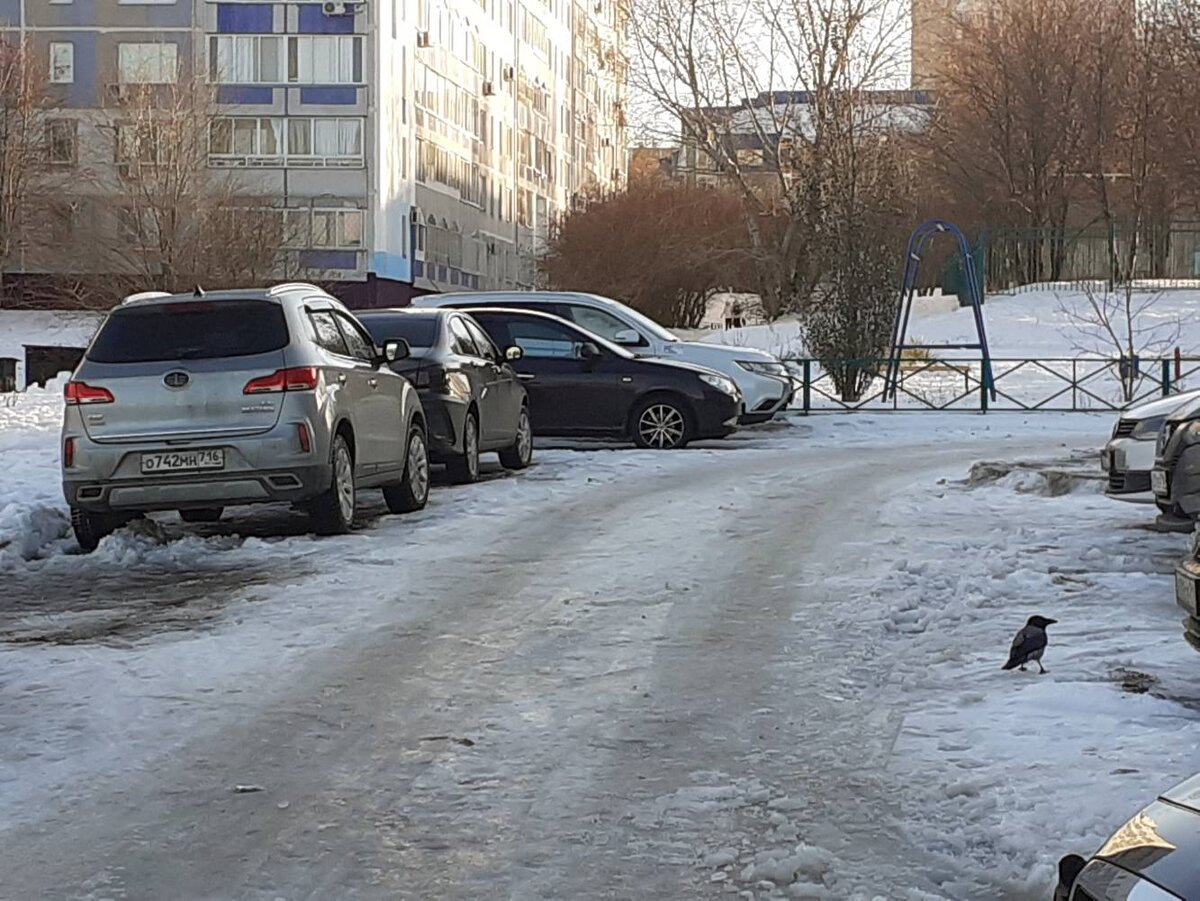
[62,284,430,550]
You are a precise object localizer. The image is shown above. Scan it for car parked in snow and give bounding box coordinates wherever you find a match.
[1173,529,1200,653]
[463,307,742,448]
[414,291,794,424]
[1150,395,1200,522]
[1056,772,1200,900]
[1103,390,1200,500]
[356,308,533,482]
[62,285,430,550]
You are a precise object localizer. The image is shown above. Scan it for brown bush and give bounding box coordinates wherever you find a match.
[540,180,753,328]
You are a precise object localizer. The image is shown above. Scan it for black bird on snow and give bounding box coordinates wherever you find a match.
[1002,615,1057,674]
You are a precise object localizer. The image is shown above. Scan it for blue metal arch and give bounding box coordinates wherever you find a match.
[885,219,994,405]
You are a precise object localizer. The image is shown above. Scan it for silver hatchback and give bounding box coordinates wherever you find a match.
[62,284,430,550]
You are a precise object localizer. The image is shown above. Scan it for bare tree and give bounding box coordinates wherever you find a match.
[1162,0,1200,205]
[85,74,292,297]
[631,0,912,319]
[0,38,58,305]
[1057,284,1181,401]
[924,0,1092,284]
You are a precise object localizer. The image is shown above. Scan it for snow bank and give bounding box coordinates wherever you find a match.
[700,286,1200,361]
[0,381,72,568]
[863,451,1200,896]
[0,310,101,387]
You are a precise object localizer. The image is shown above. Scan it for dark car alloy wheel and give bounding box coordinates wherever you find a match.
[385,426,430,513]
[311,435,356,535]
[499,405,533,469]
[635,399,689,450]
[446,412,480,483]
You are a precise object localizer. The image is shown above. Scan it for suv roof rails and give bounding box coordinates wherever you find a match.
[268,282,326,296]
[121,291,173,305]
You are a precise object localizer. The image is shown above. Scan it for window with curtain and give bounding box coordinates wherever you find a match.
[118,42,178,84]
[209,35,284,83]
[288,36,361,84]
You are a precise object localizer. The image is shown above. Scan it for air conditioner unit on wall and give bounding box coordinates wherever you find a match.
[482,81,495,96]
[502,65,515,82]
[322,1,354,16]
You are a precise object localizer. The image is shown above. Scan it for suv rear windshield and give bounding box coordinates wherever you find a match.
[88,300,290,363]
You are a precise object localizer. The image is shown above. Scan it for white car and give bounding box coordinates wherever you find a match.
[1104,389,1200,501]
[413,291,794,424]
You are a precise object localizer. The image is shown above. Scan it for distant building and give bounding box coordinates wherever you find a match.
[0,0,628,306]
[677,90,931,191]
[911,0,958,90]
[627,146,679,183]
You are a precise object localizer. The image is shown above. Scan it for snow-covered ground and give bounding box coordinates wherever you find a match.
[2,306,1200,898]
[0,309,102,387]
[697,285,1200,412]
[701,285,1200,361]
[3,398,1199,896]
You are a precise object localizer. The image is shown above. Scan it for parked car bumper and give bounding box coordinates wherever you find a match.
[736,372,793,423]
[416,390,470,460]
[694,392,743,439]
[1175,557,1200,653]
[1154,443,1200,516]
[62,423,331,513]
[1103,435,1157,498]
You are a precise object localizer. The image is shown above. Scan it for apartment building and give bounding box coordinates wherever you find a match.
[0,0,627,305]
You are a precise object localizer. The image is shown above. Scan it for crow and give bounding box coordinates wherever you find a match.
[1002,615,1057,674]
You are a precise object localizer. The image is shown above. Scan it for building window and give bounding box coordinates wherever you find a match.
[117,122,166,165]
[208,117,364,167]
[118,42,178,84]
[311,209,363,249]
[288,36,362,84]
[49,42,74,84]
[45,119,78,165]
[209,117,282,159]
[209,35,285,84]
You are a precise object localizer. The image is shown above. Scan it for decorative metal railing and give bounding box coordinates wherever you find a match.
[792,357,1200,413]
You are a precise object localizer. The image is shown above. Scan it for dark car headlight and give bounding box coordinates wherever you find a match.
[699,373,739,397]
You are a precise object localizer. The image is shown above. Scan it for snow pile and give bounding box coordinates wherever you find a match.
[0,502,70,567]
[0,383,73,569]
[857,453,1200,896]
[0,310,100,369]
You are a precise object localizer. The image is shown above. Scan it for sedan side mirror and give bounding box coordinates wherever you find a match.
[612,328,645,347]
[383,338,411,362]
[505,345,524,361]
[578,341,602,361]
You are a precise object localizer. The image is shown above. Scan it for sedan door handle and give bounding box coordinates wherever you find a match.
[337,373,347,384]
[367,378,378,388]
[517,373,536,381]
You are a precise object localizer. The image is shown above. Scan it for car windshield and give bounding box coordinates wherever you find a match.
[87,300,289,363]
[468,310,635,360]
[358,314,441,349]
[613,303,680,343]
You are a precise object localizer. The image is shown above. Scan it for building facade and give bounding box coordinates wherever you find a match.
[0,0,627,305]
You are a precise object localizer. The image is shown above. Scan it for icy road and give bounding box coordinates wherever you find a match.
[1,411,1198,900]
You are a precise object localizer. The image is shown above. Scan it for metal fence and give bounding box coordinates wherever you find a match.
[792,356,1200,413]
[986,224,1200,290]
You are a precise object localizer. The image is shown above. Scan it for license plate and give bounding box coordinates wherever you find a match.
[140,449,225,474]
[1152,469,1168,495]
[1176,570,1199,616]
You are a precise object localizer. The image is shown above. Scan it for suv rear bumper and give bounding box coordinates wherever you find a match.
[65,463,332,512]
